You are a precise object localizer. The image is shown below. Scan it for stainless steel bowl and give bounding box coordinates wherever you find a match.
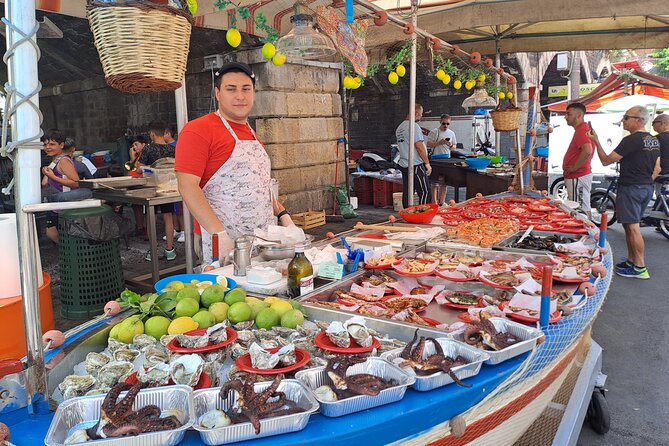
[257,235,315,261]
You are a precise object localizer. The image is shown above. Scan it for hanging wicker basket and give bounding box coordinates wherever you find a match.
[87,1,194,94]
[490,106,523,132]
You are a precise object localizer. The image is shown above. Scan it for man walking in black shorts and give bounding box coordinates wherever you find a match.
[588,106,661,279]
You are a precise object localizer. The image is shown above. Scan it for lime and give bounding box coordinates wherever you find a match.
[436,69,446,80]
[270,299,293,318]
[396,64,406,77]
[280,309,305,329]
[248,299,270,318]
[262,42,276,60]
[168,316,199,335]
[144,316,171,340]
[226,28,242,48]
[201,284,226,308]
[176,287,201,305]
[272,53,286,66]
[228,302,252,324]
[209,302,230,323]
[255,308,280,329]
[192,310,216,329]
[225,288,247,306]
[164,281,185,292]
[388,72,399,85]
[175,297,200,318]
[109,322,121,340]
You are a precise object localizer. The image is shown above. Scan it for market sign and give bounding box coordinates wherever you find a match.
[547,84,600,98]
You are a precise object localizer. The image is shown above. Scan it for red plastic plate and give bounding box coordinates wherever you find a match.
[434,269,478,282]
[393,259,438,277]
[235,348,311,375]
[499,301,562,324]
[167,327,238,354]
[314,332,381,354]
[441,218,467,226]
[478,273,517,290]
[125,371,212,390]
[365,257,403,270]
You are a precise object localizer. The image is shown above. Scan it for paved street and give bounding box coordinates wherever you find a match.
[578,224,669,446]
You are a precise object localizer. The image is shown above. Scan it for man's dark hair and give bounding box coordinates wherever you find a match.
[440,114,451,120]
[131,135,148,145]
[64,137,76,151]
[148,121,167,135]
[166,123,177,138]
[566,102,587,115]
[43,129,66,144]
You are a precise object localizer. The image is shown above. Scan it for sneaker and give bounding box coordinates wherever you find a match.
[144,250,152,261]
[177,231,185,243]
[615,259,632,269]
[162,230,181,241]
[615,264,650,279]
[165,248,177,261]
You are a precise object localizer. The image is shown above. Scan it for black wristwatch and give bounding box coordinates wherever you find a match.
[277,210,290,219]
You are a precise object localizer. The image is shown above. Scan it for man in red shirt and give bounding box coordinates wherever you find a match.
[562,102,594,217]
[175,62,293,265]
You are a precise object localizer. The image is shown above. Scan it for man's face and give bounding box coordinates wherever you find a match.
[132,141,145,152]
[43,139,63,156]
[652,116,669,134]
[440,118,451,130]
[565,108,582,127]
[215,72,255,122]
[622,108,645,132]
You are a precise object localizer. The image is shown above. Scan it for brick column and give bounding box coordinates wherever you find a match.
[236,50,346,213]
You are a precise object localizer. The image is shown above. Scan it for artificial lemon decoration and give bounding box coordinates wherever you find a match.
[262,42,276,60]
[498,91,506,99]
[343,75,355,90]
[442,74,451,85]
[388,72,399,85]
[396,64,406,77]
[226,28,242,48]
[271,53,286,66]
[478,73,486,82]
[187,0,198,15]
[352,76,362,89]
[453,79,462,90]
[436,69,446,80]
[465,80,475,90]
[507,92,514,99]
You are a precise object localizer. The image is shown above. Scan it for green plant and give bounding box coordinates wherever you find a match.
[215,0,279,44]
[650,48,669,72]
[384,41,412,73]
[434,54,461,78]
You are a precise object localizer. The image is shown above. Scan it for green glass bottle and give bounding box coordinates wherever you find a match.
[287,246,314,298]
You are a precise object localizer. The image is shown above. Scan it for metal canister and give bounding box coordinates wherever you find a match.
[232,236,253,276]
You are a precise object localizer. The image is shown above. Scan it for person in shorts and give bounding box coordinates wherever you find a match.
[562,102,594,217]
[588,106,661,279]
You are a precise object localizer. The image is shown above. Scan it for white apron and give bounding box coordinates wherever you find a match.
[200,113,276,264]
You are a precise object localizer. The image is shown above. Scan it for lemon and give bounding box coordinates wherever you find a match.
[343,75,355,90]
[388,72,399,85]
[192,310,216,329]
[436,69,446,80]
[175,297,200,318]
[168,316,199,335]
[109,322,121,340]
[247,299,270,318]
[164,281,185,292]
[507,92,514,99]
[262,42,276,60]
[216,276,228,288]
[176,287,200,305]
[209,302,229,323]
[351,76,362,89]
[498,91,506,99]
[272,53,286,66]
[280,309,305,329]
[225,287,247,306]
[255,308,280,330]
[453,79,462,90]
[270,300,293,318]
[228,302,253,324]
[465,80,475,90]
[478,74,486,82]
[442,74,451,85]
[145,316,171,340]
[264,296,281,305]
[201,284,226,308]
[396,64,406,77]
[226,28,242,48]
[117,316,144,344]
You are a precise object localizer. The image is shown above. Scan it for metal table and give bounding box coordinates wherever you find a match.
[91,189,194,290]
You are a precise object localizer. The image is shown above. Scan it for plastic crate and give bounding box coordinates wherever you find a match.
[58,206,124,320]
[353,176,374,205]
[373,179,402,208]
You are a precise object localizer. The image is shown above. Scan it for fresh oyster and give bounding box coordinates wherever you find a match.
[144,345,169,368]
[296,320,319,337]
[309,357,328,367]
[84,352,111,376]
[160,334,177,347]
[260,339,280,350]
[325,321,350,348]
[314,320,331,332]
[170,354,204,387]
[138,363,170,386]
[236,330,257,346]
[107,337,127,353]
[248,342,280,370]
[58,375,95,400]
[96,361,134,388]
[85,387,110,396]
[200,409,232,429]
[271,326,296,337]
[345,316,373,348]
[132,334,157,351]
[233,321,254,330]
[277,344,297,366]
[313,385,338,402]
[113,348,140,363]
[64,428,91,444]
[175,332,209,349]
[206,321,229,344]
[230,343,248,360]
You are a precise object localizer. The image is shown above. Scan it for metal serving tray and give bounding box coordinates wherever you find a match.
[295,357,414,417]
[79,177,148,189]
[44,385,195,446]
[448,317,543,365]
[192,379,318,445]
[492,230,586,256]
[380,338,488,391]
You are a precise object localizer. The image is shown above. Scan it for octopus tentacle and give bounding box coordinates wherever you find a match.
[400,329,419,359]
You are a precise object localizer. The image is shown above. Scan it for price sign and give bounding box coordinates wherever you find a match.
[318,262,344,280]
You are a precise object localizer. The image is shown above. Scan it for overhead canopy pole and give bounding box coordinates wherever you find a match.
[406,1,417,206]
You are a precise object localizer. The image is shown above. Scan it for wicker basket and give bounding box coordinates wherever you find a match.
[87,1,194,93]
[490,107,523,132]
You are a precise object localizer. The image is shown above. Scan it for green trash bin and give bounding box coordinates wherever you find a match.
[58,205,124,319]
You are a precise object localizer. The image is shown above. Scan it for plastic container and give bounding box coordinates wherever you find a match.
[465,157,492,170]
[142,166,177,191]
[399,203,439,224]
[536,147,549,157]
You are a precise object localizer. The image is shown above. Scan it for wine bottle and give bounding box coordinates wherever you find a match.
[287,246,314,298]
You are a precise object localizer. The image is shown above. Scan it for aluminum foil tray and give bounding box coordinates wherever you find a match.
[492,230,586,255]
[295,357,414,417]
[380,338,488,391]
[192,379,318,445]
[448,317,543,365]
[44,385,194,446]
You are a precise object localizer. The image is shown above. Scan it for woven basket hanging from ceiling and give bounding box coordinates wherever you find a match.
[87,1,193,94]
[490,107,523,132]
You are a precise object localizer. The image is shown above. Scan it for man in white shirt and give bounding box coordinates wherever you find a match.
[395,103,432,208]
[426,114,457,156]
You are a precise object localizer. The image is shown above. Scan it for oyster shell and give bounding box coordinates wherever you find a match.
[345,316,373,348]
[85,387,110,396]
[277,344,297,366]
[107,337,127,353]
[175,332,209,349]
[296,320,319,337]
[233,321,254,330]
[59,375,95,400]
[248,342,279,370]
[138,363,170,386]
[64,428,91,444]
[260,339,280,350]
[325,321,350,348]
[160,334,177,347]
[97,361,134,388]
[113,348,140,363]
[144,345,169,368]
[313,385,338,402]
[132,334,157,352]
[84,352,111,376]
[199,409,232,429]
[206,321,230,344]
[236,330,257,346]
[170,354,204,387]
[230,343,248,360]
[271,326,296,337]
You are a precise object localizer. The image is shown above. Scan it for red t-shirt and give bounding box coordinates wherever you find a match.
[175,112,260,235]
[562,122,593,179]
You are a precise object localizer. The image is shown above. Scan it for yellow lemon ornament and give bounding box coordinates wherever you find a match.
[498,91,506,99]
[436,69,446,80]
[507,91,514,99]
[343,75,355,90]
[262,42,276,60]
[388,72,399,85]
[352,76,362,89]
[465,80,475,90]
[442,74,451,85]
[478,73,486,82]
[272,53,286,66]
[187,0,198,15]
[226,28,242,48]
[453,79,462,90]
[396,64,406,77]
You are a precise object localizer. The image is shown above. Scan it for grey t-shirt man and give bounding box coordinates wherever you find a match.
[395,121,425,168]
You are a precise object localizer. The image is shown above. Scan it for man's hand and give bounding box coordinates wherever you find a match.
[586,128,599,142]
[564,165,575,174]
[425,163,432,176]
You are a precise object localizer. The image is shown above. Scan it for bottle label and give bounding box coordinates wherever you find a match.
[299,275,314,296]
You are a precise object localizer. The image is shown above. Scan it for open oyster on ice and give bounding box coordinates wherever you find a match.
[345,316,373,348]
[175,332,209,349]
[144,345,169,368]
[113,348,140,363]
[84,352,111,376]
[170,354,204,387]
[206,321,229,344]
[97,361,134,388]
[58,375,95,400]
[132,333,157,352]
[138,362,170,386]
[325,321,350,348]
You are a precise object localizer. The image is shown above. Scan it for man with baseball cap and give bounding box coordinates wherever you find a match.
[175,62,293,265]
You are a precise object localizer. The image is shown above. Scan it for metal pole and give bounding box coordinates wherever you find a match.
[174,78,194,272]
[174,79,188,132]
[495,37,501,155]
[407,5,417,206]
[4,0,46,413]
